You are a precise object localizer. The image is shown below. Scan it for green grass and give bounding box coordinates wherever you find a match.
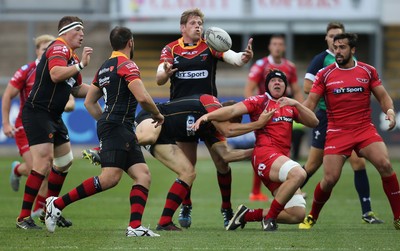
[0,155,399,250]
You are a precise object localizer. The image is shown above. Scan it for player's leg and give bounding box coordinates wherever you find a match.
[301,146,324,188]
[125,145,159,237]
[176,141,197,227]
[10,130,33,191]
[206,141,234,228]
[16,142,53,229]
[135,117,162,145]
[302,109,327,188]
[264,156,306,231]
[226,191,306,231]
[300,154,346,229]
[359,141,400,229]
[153,144,194,230]
[45,149,128,233]
[349,151,383,223]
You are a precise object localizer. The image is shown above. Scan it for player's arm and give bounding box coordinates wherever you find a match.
[84,84,103,121]
[156,60,178,86]
[71,83,90,98]
[278,97,319,128]
[193,102,246,131]
[291,82,304,102]
[212,108,275,137]
[129,79,164,127]
[211,142,253,162]
[303,78,313,94]
[223,38,253,66]
[64,94,75,112]
[372,85,396,130]
[244,79,258,98]
[1,84,19,137]
[50,47,93,83]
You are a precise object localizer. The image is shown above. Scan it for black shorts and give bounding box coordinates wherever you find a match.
[97,120,145,170]
[311,109,328,149]
[22,105,69,147]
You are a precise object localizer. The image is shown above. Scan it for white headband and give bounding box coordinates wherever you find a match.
[58,21,83,36]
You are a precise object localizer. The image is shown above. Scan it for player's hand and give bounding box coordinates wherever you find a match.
[241,38,254,64]
[2,123,15,138]
[81,46,94,67]
[386,109,396,131]
[191,115,208,131]
[257,108,276,128]
[151,113,164,128]
[163,59,178,76]
[277,97,298,107]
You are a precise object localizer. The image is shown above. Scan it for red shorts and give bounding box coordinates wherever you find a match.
[324,123,383,156]
[252,146,287,193]
[14,126,30,156]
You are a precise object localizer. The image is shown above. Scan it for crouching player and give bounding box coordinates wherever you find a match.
[192,70,319,231]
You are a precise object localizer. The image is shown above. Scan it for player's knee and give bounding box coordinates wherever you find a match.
[53,151,73,172]
[136,169,152,188]
[323,173,340,188]
[178,165,196,184]
[375,158,393,176]
[280,160,305,184]
[284,194,306,223]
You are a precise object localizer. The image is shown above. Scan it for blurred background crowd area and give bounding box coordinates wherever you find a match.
[0,0,399,157]
[0,0,399,97]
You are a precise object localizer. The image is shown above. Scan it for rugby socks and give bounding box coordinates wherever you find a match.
[251,173,262,195]
[47,167,68,198]
[158,179,189,226]
[129,185,149,228]
[13,162,22,176]
[265,199,284,220]
[33,194,46,213]
[354,169,372,215]
[244,208,263,222]
[217,169,232,209]
[54,176,102,210]
[182,185,192,206]
[309,182,332,220]
[18,170,45,220]
[381,173,400,219]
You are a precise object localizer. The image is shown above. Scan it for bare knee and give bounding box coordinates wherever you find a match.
[181,170,196,185]
[99,174,121,189]
[375,158,393,177]
[135,168,152,188]
[286,166,307,187]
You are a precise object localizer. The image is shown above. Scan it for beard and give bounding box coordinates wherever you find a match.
[336,54,351,66]
[130,48,134,59]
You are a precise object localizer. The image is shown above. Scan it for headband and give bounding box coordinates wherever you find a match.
[58,21,83,36]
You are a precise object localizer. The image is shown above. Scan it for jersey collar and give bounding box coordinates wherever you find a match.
[178,37,202,48]
[110,51,128,59]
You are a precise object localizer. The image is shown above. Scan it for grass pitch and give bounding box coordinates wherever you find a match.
[0,153,399,250]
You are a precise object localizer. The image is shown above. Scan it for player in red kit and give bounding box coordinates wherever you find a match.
[299,33,400,230]
[193,70,318,231]
[242,34,304,201]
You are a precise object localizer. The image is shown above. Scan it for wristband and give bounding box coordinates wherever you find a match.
[75,62,84,71]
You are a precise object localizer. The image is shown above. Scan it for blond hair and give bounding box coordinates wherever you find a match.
[180,8,204,25]
[34,34,56,49]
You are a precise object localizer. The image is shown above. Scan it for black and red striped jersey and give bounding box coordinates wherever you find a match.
[92,51,140,126]
[160,37,224,100]
[25,38,82,117]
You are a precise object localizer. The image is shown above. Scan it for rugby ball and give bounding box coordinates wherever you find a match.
[205,27,232,52]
